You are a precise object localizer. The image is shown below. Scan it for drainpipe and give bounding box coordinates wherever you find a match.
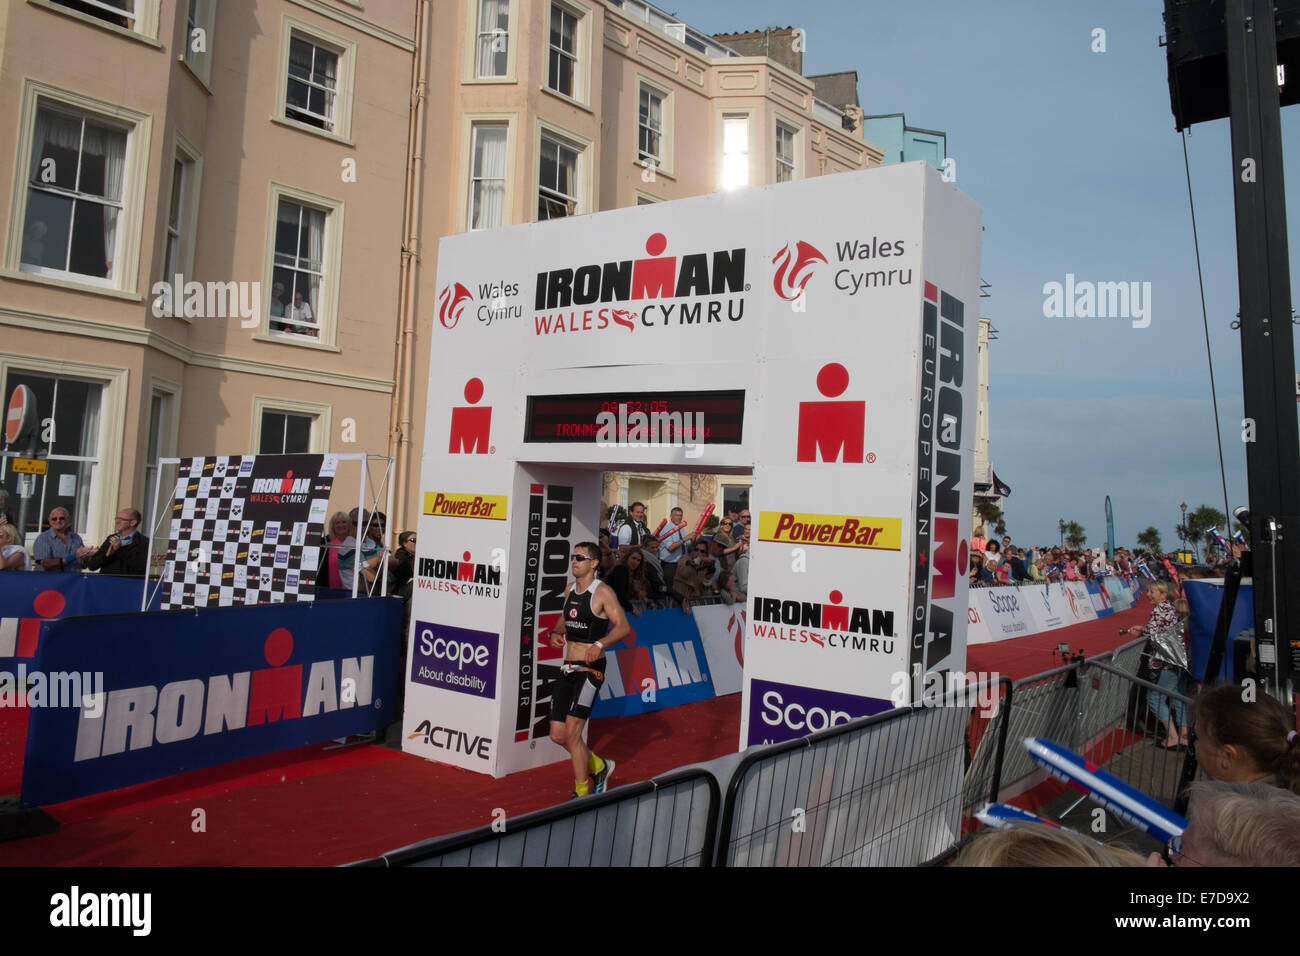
[389,0,430,528]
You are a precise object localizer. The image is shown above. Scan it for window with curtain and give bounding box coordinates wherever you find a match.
[52,0,135,30]
[547,4,577,97]
[538,133,579,221]
[721,114,749,190]
[270,199,326,338]
[776,122,797,183]
[285,34,339,132]
[638,86,664,167]
[0,370,104,540]
[259,410,313,454]
[476,0,509,78]
[21,105,128,284]
[470,123,507,230]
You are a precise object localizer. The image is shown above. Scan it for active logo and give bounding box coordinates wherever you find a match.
[73,627,374,761]
[449,377,491,454]
[747,677,891,746]
[416,550,502,598]
[423,491,507,520]
[532,232,747,335]
[751,589,897,655]
[796,363,866,463]
[407,718,492,760]
[771,240,826,300]
[410,621,498,699]
[758,511,901,551]
[438,282,472,329]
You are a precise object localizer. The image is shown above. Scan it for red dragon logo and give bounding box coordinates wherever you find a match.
[438,282,472,329]
[611,309,636,331]
[771,241,826,301]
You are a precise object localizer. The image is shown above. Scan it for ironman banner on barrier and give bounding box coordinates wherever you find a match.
[406,162,981,775]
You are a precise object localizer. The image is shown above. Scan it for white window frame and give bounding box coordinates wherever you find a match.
[257,182,345,351]
[466,0,518,82]
[536,123,589,222]
[719,110,751,191]
[464,116,515,232]
[273,17,357,144]
[0,354,129,544]
[543,0,591,107]
[5,79,152,298]
[251,396,332,455]
[775,117,799,183]
[142,376,181,536]
[31,0,162,45]
[636,78,674,178]
[180,0,215,88]
[157,132,203,316]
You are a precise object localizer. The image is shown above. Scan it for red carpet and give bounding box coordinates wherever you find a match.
[0,606,1149,866]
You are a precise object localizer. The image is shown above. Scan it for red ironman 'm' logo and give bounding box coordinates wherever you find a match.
[771,241,826,301]
[438,282,472,329]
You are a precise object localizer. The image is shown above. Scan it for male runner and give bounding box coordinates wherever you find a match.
[548,541,631,798]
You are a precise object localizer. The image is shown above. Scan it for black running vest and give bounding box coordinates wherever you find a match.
[562,582,610,645]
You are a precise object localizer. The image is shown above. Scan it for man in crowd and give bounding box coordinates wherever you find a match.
[33,507,85,572]
[616,501,651,552]
[657,506,690,593]
[547,541,629,798]
[79,507,149,577]
[339,508,384,592]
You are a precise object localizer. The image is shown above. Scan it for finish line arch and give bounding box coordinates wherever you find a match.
[405,163,981,776]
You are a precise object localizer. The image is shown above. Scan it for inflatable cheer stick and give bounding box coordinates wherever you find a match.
[692,503,716,539]
[651,518,668,538]
[1022,737,1187,844]
[974,803,1064,830]
[654,521,688,543]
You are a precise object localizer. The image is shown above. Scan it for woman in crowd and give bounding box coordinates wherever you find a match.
[388,530,417,592]
[717,570,745,605]
[1122,581,1190,749]
[316,511,350,591]
[969,552,993,587]
[606,549,647,616]
[671,540,713,611]
[712,519,741,571]
[0,524,31,570]
[1193,684,1299,794]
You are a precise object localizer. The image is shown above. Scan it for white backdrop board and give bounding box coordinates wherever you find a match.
[406,162,982,774]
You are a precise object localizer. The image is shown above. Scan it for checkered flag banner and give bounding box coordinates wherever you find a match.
[161,454,337,609]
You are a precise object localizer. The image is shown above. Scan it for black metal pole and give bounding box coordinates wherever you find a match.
[1224,0,1300,703]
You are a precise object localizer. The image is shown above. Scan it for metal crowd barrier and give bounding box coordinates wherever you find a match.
[347,768,718,867]
[716,696,984,867]
[962,637,1196,820]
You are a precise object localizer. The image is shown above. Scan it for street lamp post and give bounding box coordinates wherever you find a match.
[1179,501,1187,556]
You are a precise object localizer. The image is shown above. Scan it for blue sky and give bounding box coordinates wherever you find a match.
[683,0,1299,551]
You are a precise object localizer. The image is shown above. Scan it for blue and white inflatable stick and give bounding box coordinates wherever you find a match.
[975,803,1063,830]
[1022,737,1187,844]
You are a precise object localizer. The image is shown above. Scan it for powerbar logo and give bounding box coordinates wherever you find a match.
[757,511,902,551]
[423,491,507,520]
[72,633,372,761]
[751,590,896,655]
[533,232,747,334]
[908,282,967,684]
[517,483,572,740]
[417,551,502,597]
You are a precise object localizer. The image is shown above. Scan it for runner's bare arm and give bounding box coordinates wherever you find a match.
[589,583,631,661]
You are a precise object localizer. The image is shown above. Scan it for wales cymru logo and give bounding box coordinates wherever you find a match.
[771,240,826,301]
[438,282,472,329]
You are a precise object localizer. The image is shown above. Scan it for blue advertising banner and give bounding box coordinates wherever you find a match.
[20,598,401,806]
[0,574,160,669]
[1184,580,1254,684]
[1086,580,1114,618]
[746,676,892,747]
[590,608,715,719]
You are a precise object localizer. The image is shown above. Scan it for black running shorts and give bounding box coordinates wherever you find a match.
[549,656,607,722]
